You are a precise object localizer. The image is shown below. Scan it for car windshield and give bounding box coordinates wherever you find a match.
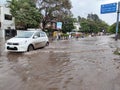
[15,31,34,38]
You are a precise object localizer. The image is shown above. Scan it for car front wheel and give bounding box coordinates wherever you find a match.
[27,45,34,52]
[46,42,49,46]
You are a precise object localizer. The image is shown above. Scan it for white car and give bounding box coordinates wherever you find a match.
[5,30,49,52]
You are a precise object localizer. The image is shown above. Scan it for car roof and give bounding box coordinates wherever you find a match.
[23,30,45,33]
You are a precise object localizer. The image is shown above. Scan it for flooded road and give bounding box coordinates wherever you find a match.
[1,35,120,90]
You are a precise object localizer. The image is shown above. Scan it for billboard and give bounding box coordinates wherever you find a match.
[56,22,62,29]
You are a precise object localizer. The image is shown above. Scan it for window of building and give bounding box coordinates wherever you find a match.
[4,14,12,20]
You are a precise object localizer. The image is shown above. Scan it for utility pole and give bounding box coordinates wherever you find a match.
[115,2,120,41]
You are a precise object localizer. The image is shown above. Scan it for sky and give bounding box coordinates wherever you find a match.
[70,0,120,25]
[0,0,120,25]
[0,0,6,5]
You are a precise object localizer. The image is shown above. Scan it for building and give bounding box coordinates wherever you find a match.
[0,5,15,39]
[73,22,81,32]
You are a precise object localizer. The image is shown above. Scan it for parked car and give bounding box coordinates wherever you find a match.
[5,30,49,52]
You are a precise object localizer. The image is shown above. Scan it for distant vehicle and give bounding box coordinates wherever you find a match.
[5,30,49,52]
[70,32,82,38]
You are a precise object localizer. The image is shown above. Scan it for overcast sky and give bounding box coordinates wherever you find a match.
[0,0,119,25]
[70,0,120,25]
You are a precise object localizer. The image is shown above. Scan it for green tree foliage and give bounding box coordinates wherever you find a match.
[79,14,109,33]
[108,23,120,34]
[62,17,75,33]
[7,0,42,29]
[79,17,97,33]
[87,14,101,22]
[78,16,81,23]
[36,0,72,30]
[79,18,89,33]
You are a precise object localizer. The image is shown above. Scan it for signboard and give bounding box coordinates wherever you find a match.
[101,3,117,14]
[56,22,62,29]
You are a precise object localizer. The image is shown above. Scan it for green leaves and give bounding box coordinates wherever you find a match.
[62,17,75,33]
[7,0,42,29]
[109,23,120,34]
[7,0,72,31]
[79,14,109,33]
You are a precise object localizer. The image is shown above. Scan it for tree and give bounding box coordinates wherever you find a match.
[109,23,120,34]
[78,16,81,23]
[62,17,75,33]
[36,0,72,30]
[79,14,109,33]
[7,0,42,29]
[87,14,109,32]
[80,18,90,33]
[87,14,101,22]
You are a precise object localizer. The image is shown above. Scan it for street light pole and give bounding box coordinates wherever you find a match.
[115,2,120,41]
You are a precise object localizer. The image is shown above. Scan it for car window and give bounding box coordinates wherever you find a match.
[40,32,46,37]
[15,31,34,38]
[34,32,40,37]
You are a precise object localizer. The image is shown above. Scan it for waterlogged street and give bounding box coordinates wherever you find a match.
[1,35,120,90]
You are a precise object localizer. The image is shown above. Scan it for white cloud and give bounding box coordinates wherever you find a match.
[0,0,6,5]
[103,0,119,3]
[70,0,120,25]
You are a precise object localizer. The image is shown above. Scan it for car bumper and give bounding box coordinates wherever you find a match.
[5,44,28,52]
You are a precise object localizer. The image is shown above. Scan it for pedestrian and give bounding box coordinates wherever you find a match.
[69,33,71,39]
[75,33,79,40]
[58,32,61,40]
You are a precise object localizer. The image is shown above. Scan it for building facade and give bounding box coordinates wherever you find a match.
[73,23,81,32]
[0,5,15,38]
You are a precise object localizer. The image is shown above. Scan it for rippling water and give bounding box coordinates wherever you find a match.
[0,36,120,90]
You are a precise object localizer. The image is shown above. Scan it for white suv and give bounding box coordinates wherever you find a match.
[5,30,49,52]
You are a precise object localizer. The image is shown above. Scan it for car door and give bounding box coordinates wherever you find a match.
[32,31,42,48]
[40,32,46,47]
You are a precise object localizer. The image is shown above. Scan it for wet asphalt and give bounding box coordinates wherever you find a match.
[0,35,120,90]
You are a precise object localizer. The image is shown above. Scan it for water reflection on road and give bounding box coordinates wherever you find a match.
[1,35,120,90]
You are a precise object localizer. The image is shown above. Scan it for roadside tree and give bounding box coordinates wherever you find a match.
[62,17,76,33]
[36,0,72,30]
[79,14,109,34]
[7,0,42,29]
[109,23,120,34]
